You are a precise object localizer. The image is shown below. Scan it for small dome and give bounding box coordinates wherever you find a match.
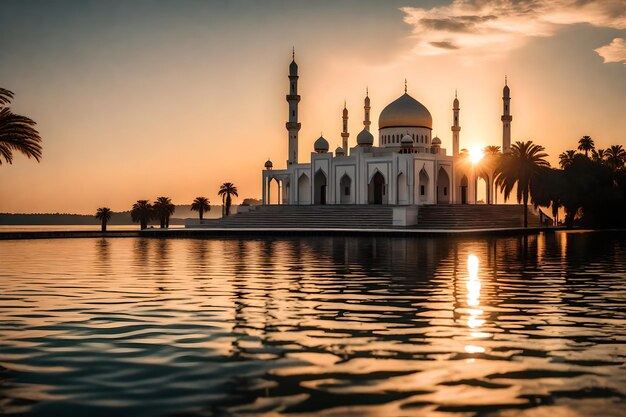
[379,93,432,129]
[432,136,441,146]
[264,159,273,169]
[453,97,459,108]
[356,128,374,146]
[314,136,329,153]
[401,134,413,144]
[289,59,298,76]
[335,146,345,156]
[503,84,510,97]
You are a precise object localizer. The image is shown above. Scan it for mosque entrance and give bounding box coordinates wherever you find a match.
[436,167,450,204]
[460,175,469,204]
[314,170,327,205]
[339,174,352,204]
[369,172,385,204]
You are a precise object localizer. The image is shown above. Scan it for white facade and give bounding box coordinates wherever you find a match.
[261,54,512,207]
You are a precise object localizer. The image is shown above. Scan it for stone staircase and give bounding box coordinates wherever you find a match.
[196,205,394,229]
[416,204,542,229]
[187,204,544,230]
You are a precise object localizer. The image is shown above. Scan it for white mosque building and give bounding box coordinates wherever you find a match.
[262,52,513,207]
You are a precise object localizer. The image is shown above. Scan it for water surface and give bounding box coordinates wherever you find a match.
[0,232,625,416]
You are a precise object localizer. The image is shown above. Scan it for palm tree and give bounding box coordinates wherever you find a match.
[95,207,113,232]
[559,150,577,169]
[153,196,176,228]
[605,145,626,171]
[191,196,211,220]
[218,182,239,216]
[494,141,550,227]
[0,88,42,165]
[577,135,594,157]
[592,148,606,162]
[131,200,154,230]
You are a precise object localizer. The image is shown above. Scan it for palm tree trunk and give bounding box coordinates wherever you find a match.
[101,221,106,232]
[523,192,528,228]
[226,194,231,216]
[199,209,203,220]
[141,220,147,230]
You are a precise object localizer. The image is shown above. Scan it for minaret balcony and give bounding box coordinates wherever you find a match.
[286,122,301,130]
[286,94,301,102]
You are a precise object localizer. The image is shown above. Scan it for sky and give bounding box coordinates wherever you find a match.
[1,0,624,214]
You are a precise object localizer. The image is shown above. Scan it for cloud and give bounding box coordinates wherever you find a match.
[595,38,626,64]
[401,0,626,59]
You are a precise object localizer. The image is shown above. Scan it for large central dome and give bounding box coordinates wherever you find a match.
[378,93,432,129]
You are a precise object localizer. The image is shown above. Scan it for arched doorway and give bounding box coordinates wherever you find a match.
[477,174,489,204]
[419,169,429,203]
[314,170,327,205]
[297,173,311,205]
[436,167,450,204]
[397,172,408,205]
[368,171,385,204]
[460,175,469,204]
[339,174,352,204]
[268,177,281,204]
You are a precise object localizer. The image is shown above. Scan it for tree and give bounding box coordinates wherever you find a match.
[153,196,175,228]
[605,145,626,171]
[95,207,113,232]
[592,148,606,162]
[577,135,594,157]
[0,88,42,165]
[191,196,211,220]
[494,141,550,227]
[530,168,565,226]
[131,200,154,230]
[218,182,239,216]
[559,150,577,169]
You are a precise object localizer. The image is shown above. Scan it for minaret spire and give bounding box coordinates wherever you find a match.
[404,78,407,93]
[341,101,349,154]
[501,77,512,153]
[452,91,461,156]
[286,50,301,165]
[363,87,371,132]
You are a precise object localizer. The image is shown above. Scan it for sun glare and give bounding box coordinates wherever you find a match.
[469,146,484,165]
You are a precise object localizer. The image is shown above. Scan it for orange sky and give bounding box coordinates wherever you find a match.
[1,1,624,213]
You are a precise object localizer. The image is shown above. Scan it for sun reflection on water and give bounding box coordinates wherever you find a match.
[465,254,487,354]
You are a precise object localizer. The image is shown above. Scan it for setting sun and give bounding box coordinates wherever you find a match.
[469,146,484,165]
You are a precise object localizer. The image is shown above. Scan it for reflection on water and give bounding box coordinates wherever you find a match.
[0,232,625,416]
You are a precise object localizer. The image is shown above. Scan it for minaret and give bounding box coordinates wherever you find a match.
[341,101,349,154]
[451,90,460,156]
[501,76,512,153]
[363,87,371,131]
[286,48,301,165]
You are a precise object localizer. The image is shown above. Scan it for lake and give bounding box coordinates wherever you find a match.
[0,232,625,416]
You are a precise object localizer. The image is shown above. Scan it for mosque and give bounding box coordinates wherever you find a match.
[261,52,513,207]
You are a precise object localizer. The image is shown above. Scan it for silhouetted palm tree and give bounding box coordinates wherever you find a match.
[191,196,211,220]
[153,196,176,228]
[577,136,594,157]
[605,145,626,171]
[95,207,113,232]
[0,88,42,165]
[559,150,577,169]
[218,182,238,217]
[494,141,550,227]
[592,148,607,162]
[131,200,154,230]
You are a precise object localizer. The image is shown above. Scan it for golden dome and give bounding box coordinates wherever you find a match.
[378,93,432,129]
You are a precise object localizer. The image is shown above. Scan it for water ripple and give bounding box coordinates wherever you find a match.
[0,232,625,416]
